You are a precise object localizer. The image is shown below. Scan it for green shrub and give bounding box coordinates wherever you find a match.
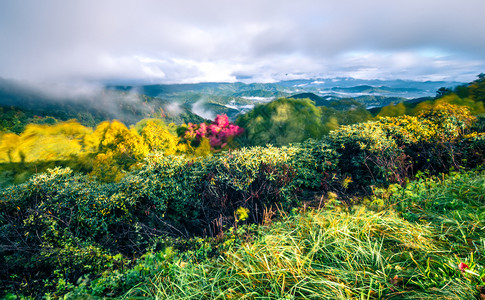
[328,120,408,188]
[123,173,485,299]
[3,103,485,298]
[0,168,135,297]
[128,143,340,236]
[328,104,480,190]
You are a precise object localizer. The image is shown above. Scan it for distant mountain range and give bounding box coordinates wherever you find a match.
[110,77,461,99]
[0,76,463,126]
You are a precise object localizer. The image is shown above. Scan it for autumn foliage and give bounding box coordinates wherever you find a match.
[182,114,244,150]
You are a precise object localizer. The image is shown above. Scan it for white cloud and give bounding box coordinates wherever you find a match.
[0,0,484,84]
[192,98,215,120]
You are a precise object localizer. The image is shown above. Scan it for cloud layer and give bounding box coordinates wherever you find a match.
[1,0,484,84]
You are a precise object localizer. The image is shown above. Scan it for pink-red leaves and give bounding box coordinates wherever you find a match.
[184,114,244,150]
[458,262,469,272]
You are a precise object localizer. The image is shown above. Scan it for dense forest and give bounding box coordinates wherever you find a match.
[1,74,485,298]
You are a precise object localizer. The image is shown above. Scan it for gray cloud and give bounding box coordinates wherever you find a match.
[0,0,484,84]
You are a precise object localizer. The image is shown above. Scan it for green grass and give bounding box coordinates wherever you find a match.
[5,170,482,299]
[88,170,484,300]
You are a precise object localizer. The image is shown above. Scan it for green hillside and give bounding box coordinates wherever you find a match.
[1,74,485,299]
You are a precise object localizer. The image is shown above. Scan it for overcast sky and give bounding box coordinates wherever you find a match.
[1,0,484,84]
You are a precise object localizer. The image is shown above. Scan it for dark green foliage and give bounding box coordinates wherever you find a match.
[236,98,325,146]
[198,143,339,233]
[0,141,342,296]
[123,155,208,232]
[125,143,340,236]
[2,101,485,298]
[72,171,485,299]
[0,169,130,297]
[459,132,485,168]
[327,104,479,191]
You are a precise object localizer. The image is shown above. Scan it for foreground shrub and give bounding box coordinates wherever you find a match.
[0,168,136,297]
[19,170,483,299]
[328,104,478,189]
[116,172,484,299]
[127,141,340,236]
[0,140,340,296]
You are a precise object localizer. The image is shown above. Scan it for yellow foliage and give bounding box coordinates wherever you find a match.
[0,121,91,163]
[84,120,151,181]
[193,138,212,157]
[22,135,83,162]
[417,103,476,138]
[90,151,125,182]
[235,207,250,221]
[87,120,149,161]
[141,120,185,155]
[0,117,202,182]
[0,133,20,163]
[413,94,485,116]
[83,121,110,152]
[436,94,485,115]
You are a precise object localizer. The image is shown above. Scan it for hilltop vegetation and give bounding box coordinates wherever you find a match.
[1,74,485,298]
[0,114,243,185]
[0,75,461,135]
[375,73,485,118]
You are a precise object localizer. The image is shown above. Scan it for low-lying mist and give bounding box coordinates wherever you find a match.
[0,77,187,126]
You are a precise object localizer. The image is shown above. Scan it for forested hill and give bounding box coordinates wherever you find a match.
[0,76,463,134]
[0,77,204,133]
[369,73,485,118]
